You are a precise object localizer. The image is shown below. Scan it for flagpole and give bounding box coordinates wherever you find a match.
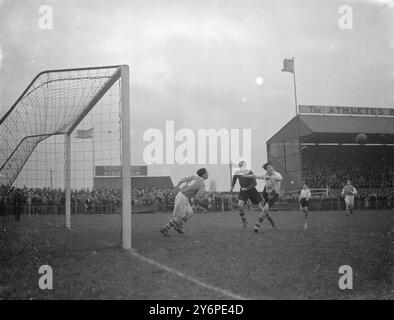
[282,57,303,189]
[292,57,298,115]
[292,57,302,187]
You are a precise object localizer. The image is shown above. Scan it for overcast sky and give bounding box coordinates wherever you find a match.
[0,0,393,190]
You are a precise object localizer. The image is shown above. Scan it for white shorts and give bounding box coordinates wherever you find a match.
[344,195,355,207]
[173,192,194,218]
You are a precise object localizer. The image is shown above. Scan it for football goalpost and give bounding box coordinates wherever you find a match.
[0,65,132,249]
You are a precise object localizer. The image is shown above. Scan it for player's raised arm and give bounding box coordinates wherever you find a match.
[230,174,238,192]
[174,176,193,189]
[244,173,264,179]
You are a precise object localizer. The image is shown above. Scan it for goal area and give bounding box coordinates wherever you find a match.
[0,65,132,249]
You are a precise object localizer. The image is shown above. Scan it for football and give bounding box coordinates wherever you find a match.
[356,133,367,144]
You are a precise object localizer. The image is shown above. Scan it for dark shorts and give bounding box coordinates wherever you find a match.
[262,188,279,208]
[299,198,309,208]
[238,188,263,205]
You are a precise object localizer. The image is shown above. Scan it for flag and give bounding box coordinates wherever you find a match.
[75,128,94,139]
[281,58,294,73]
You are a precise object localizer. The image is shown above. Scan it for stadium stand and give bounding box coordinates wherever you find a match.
[302,145,394,188]
[267,106,394,191]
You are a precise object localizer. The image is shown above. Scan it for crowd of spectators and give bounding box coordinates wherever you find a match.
[0,186,239,214]
[302,146,394,188]
[1,183,393,216]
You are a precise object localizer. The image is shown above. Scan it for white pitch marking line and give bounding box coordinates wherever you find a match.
[28,216,251,299]
[128,248,250,300]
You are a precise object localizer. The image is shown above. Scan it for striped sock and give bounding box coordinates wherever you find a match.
[255,216,264,228]
[240,209,246,221]
[162,218,177,231]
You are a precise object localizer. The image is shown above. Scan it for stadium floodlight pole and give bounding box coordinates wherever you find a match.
[120,65,132,250]
[65,133,71,229]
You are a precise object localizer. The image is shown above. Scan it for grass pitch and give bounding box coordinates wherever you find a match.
[1,210,393,299]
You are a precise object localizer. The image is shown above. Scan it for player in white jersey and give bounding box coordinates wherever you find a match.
[160,168,208,236]
[341,180,357,216]
[245,161,282,233]
[299,184,311,229]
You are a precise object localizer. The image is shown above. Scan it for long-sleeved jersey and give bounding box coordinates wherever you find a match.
[231,169,257,190]
[180,176,206,199]
[255,171,282,193]
[341,184,357,196]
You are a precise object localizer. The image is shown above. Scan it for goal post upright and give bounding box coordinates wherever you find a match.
[120,65,132,250]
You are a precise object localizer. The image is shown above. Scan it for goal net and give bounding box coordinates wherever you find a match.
[0,65,131,249]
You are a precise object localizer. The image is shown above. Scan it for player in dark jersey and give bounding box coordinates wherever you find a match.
[230,161,263,228]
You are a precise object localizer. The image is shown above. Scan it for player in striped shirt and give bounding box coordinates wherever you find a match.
[299,184,311,230]
[341,180,357,216]
[230,161,262,228]
[160,168,208,236]
[245,161,281,233]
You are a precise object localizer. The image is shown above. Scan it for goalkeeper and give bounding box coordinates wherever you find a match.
[245,161,282,233]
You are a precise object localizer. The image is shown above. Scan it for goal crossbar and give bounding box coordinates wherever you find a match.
[0,64,132,249]
[0,65,122,187]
